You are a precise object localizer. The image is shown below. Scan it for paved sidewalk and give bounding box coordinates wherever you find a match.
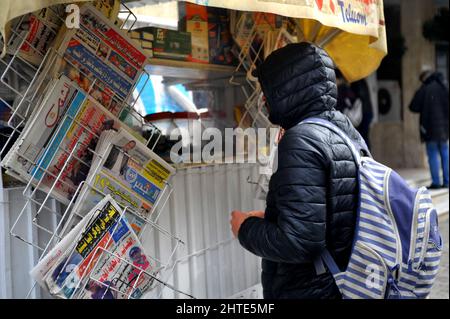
[429,216,449,299]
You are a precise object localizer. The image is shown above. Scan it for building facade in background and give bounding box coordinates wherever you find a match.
[371,0,449,169]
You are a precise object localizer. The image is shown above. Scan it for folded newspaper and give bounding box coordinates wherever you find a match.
[31,195,156,299]
[72,127,175,218]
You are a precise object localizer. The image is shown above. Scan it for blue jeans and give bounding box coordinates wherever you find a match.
[426,141,449,186]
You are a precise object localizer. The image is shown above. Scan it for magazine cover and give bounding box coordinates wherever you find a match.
[73,128,175,218]
[43,195,155,299]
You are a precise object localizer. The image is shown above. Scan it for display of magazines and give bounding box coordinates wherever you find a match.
[54,3,149,127]
[1,0,185,301]
[1,74,147,204]
[72,127,175,218]
[30,195,157,299]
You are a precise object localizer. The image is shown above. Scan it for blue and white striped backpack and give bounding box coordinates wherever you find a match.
[302,118,443,299]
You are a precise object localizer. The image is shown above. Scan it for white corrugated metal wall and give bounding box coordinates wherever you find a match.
[0,181,56,299]
[0,163,264,299]
[154,163,264,299]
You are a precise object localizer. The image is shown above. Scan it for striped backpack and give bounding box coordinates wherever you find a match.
[302,118,443,299]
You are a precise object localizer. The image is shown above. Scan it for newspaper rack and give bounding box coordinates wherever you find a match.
[1,2,191,299]
[39,202,191,299]
[1,2,160,156]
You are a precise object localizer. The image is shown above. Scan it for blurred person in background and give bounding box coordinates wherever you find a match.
[336,72,373,149]
[409,69,449,189]
[351,79,373,150]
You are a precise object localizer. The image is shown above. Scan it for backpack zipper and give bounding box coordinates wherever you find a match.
[417,209,433,269]
[408,187,427,269]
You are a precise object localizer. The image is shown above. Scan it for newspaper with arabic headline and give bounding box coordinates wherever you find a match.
[29,195,99,289]
[34,195,156,299]
[76,221,157,299]
[53,3,149,127]
[71,127,175,220]
[1,75,80,185]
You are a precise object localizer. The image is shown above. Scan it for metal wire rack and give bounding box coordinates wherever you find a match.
[0,1,190,299]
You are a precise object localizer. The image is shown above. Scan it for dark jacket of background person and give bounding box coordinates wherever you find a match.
[336,82,357,113]
[238,43,367,299]
[352,79,374,149]
[409,72,449,142]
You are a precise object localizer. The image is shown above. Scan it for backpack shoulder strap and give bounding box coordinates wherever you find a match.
[300,117,369,275]
[300,117,370,167]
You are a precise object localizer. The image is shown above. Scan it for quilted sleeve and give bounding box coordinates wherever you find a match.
[238,126,330,263]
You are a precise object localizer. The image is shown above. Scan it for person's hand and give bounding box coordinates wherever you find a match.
[247,210,265,218]
[230,210,249,238]
[277,128,285,144]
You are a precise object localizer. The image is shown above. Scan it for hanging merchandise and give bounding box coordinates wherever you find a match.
[186,0,388,83]
[207,7,237,66]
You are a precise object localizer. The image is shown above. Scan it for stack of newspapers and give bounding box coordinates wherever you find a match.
[30,195,157,299]
[1,2,176,299]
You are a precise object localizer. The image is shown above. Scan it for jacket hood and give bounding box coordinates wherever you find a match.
[425,71,446,86]
[256,42,337,130]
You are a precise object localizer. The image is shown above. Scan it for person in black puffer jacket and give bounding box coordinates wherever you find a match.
[230,42,369,299]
